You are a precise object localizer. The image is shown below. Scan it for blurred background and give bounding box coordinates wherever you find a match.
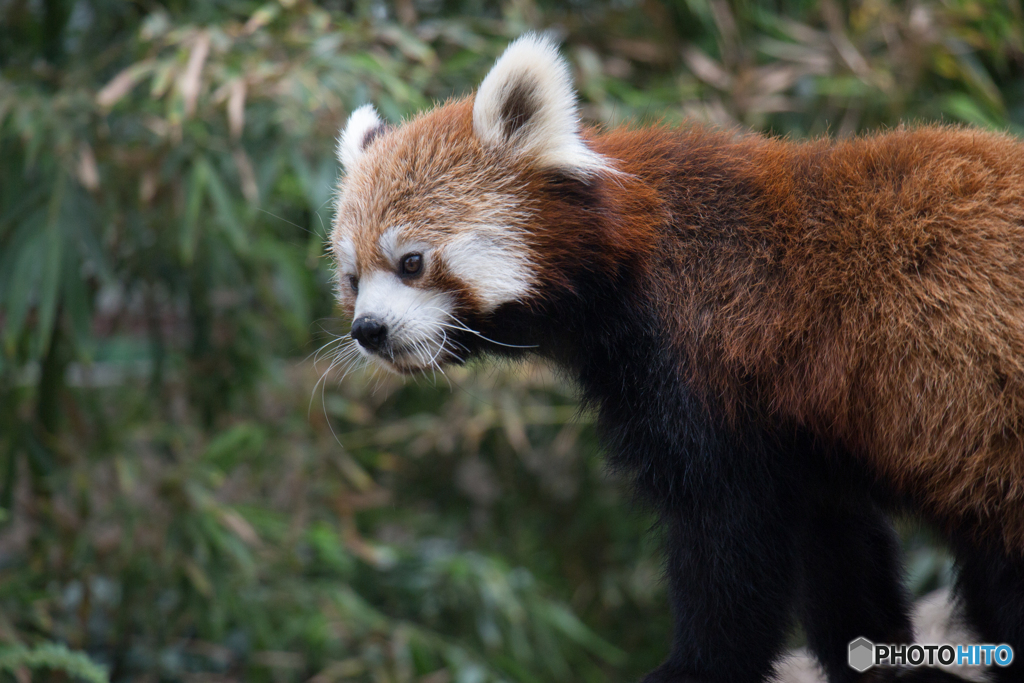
[1,0,1022,681]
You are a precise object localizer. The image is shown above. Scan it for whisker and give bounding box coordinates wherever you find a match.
[424,307,539,349]
[310,343,346,421]
[312,336,347,366]
[321,354,344,446]
[431,329,453,390]
[256,207,317,236]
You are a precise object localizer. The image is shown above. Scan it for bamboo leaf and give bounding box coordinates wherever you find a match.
[62,256,93,360]
[2,215,45,357]
[0,643,109,683]
[180,31,211,119]
[204,159,247,253]
[182,158,209,263]
[97,59,157,108]
[940,92,1004,128]
[34,173,67,357]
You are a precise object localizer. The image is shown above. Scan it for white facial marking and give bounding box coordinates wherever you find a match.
[353,271,456,370]
[379,226,431,267]
[473,33,613,177]
[334,236,357,274]
[443,229,533,311]
[337,104,382,172]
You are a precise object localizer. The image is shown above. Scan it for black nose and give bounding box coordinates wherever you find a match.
[351,316,387,352]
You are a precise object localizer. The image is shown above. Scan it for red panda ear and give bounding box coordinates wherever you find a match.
[337,104,387,172]
[473,34,613,178]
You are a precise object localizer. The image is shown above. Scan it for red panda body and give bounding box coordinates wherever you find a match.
[595,124,1024,549]
[331,36,1024,683]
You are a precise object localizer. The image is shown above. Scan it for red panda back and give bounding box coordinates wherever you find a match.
[589,124,1024,550]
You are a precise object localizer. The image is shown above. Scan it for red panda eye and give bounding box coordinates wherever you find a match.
[348,275,358,293]
[400,253,423,277]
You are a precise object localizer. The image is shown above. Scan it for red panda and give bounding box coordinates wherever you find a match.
[329,34,1024,683]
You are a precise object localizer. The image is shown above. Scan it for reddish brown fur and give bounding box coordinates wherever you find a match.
[577,124,1024,551]
[332,42,1024,676]
[336,98,533,313]
[340,95,1024,551]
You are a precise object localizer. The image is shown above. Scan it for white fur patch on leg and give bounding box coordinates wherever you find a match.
[337,104,383,172]
[772,588,989,683]
[473,34,612,178]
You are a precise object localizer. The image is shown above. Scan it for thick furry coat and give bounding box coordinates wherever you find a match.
[331,35,1024,683]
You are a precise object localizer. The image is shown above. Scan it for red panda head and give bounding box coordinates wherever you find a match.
[330,34,618,374]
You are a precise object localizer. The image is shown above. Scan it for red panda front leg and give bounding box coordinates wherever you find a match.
[614,416,806,683]
[641,500,800,683]
[582,311,806,681]
[796,495,915,683]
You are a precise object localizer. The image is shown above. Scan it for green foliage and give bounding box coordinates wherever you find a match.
[0,643,109,683]
[1,0,1022,681]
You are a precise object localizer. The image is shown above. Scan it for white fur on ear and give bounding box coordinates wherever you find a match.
[337,104,384,171]
[473,34,612,177]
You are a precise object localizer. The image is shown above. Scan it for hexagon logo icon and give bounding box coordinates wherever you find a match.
[848,637,875,672]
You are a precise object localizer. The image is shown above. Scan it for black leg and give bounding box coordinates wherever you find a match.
[951,539,1024,683]
[638,465,802,683]
[797,498,914,683]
